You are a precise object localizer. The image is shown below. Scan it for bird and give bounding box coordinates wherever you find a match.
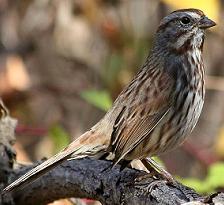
[3,8,216,193]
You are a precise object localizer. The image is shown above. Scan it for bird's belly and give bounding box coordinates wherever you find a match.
[125,91,204,160]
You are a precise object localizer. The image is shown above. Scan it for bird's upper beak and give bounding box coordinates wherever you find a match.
[199,16,216,29]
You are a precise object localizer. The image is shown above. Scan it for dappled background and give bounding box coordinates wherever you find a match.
[0,0,224,204]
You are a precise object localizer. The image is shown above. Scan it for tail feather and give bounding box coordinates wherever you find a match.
[3,130,107,194]
[2,148,76,193]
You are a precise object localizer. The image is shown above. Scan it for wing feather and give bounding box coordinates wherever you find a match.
[111,70,174,165]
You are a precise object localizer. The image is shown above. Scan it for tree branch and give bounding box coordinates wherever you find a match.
[1,157,224,205]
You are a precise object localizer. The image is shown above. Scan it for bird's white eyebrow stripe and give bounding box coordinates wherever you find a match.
[185,12,202,19]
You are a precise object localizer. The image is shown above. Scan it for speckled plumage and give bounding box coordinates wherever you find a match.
[3,8,216,193]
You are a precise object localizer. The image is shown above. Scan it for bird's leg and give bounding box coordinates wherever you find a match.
[132,158,168,192]
[141,158,160,177]
[135,158,195,196]
[146,157,175,183]
[136,157,176,184]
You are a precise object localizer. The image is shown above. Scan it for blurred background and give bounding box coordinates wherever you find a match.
[1,0,224,204]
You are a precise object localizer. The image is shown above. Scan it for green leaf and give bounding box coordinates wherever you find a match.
[80,90,112,111]
[49,125,70,153]
[177,162,224,194]
[178,177,210,193]
[206,162,224,190]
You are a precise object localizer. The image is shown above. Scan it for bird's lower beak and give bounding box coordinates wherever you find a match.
[199,16,216,29]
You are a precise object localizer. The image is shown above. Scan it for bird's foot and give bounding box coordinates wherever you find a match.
[134,170,159,184]
[141,157,177,185]
[133,174,167,193]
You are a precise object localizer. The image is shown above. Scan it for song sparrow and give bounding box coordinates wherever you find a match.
[3,8,216,193]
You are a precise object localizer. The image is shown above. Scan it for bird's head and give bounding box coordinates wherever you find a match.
[155,9,216,53]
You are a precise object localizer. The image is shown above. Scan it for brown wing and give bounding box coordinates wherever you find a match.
[110,70,174,165]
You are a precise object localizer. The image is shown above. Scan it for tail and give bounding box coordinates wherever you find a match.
[2,129,108,194]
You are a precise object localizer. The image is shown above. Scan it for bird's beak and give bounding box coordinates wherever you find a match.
[199,16,216,29]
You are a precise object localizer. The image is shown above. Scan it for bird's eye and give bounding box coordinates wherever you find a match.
[180,17,191,25]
